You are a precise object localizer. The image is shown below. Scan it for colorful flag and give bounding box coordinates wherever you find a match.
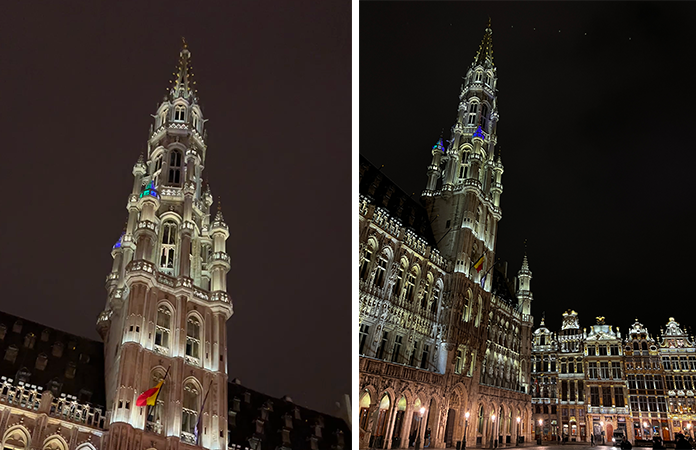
[137,380,164,407]
[472,254,485,272]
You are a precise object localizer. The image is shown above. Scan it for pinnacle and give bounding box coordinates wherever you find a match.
[473,21,494,68]
[169,37,198,102]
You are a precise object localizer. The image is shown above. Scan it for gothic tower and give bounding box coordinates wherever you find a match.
[97,40,233,450]
[422,21,503,289]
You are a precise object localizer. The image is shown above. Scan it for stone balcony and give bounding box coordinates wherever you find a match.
[360,357,445,386]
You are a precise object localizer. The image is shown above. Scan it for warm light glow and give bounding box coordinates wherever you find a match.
[539,419,543,426]
[420,407,426,415]
[517,417,521,423]
[689,424,692,430]
[643,422,648,428]
[465,411,470,420]
[601,422,604,427]
[492,414,496,422]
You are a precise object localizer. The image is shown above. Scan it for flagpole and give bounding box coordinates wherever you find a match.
[195,379,214,446]
[147,365,171,425]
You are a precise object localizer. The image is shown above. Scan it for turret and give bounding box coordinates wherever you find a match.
[517,255,532,315]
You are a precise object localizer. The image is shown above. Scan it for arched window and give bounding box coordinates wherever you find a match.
[422,274,433,309]
[185,316,201,363]
[359,242,375,280]
[431,280,441,314]
[481,104,489,129]
[181,380,200,438]
[146,369,168,435]
[160,222,177,272]
[192,112,199,131]
[373,250,389,288]
[404,266,418,301]
[154,306,171,352]
[168,150,182,184]
[159,107,169,126]
[468,102,478,125]
[174,105,186,122]
[392,260,407,298]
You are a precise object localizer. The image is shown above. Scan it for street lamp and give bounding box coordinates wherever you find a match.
[491,415,496,449]
[516,417,521,447]
[464,411,470,450]
[415,407,426,450]
[539,419,543,444]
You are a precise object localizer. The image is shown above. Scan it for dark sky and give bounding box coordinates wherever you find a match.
[0,1,350,415]
[361,2,696,340]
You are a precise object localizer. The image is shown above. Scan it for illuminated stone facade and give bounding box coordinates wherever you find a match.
[359,23,534,450]
[532,314,696,445]
[0,42,349,450]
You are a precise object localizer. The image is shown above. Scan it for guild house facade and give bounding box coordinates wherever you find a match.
[531,312,696,446]
[359,23,534,449]
[0,43,349,450]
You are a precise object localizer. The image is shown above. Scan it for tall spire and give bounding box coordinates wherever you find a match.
[169,37,198,102]
[473,19,494,69]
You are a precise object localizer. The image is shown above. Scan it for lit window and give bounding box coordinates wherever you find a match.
[160,222,177,271]
[181,381,200,436]
[468,102,478,125]
[168,150,182,184]
[186,317,201,361]
[192,112,199,130]
[155,306,171,350]
[174,105,186,122]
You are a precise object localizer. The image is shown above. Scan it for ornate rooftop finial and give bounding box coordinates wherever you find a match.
[169,38,197,102]
[214,196,225,222]
[596,316,606,325]
[540,312,545,327]
[473,20,494,68]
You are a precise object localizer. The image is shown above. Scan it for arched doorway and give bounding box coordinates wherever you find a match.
[359,391,371,431]
[391,396,407,449]
[371,395,390,448]
[607,424,614,444]
[409,398,424,448]
[444,392,460,448]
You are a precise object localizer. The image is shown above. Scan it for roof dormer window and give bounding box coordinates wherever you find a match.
[174,105,186,122]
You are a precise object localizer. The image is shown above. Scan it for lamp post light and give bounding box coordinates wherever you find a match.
[464,411,470,450]
[539,419,543,445]
[416,407,426,450]
[516,417,521,447]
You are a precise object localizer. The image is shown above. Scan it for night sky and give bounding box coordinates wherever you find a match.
[360,3,696,339]
[0,1,350,415]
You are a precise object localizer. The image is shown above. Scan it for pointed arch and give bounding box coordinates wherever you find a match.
[185,312,204,365]
[42,435,68,450]
[181,377,202,436]
[2,425,31,450]
[146,366,169,434]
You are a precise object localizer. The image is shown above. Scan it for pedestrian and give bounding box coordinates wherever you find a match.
[621,439,633,450]
[676,433,691,449]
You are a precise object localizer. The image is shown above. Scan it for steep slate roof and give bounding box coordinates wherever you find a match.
[359,155,438,247]
[0,311,106,407]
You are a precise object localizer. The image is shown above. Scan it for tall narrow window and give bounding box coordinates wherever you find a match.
[185,317,201,363]
[392,263,405,298]
[181,381,200,438]
[374,256,387,287]
[455,350,463,374]
[392,335,402,363]
[481,104,488,129]
[420,344,430,370]
[160,107,168,126]
[160,222,177,271]
[155,306,171,351]
[358,324,370,355]
[192,112,199,130]
[174,105,186,122]
[404,268,417,301]
[468,103,478,125]
[168,150,182,184]
[376,331,388,360]
[359,245,374,280]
